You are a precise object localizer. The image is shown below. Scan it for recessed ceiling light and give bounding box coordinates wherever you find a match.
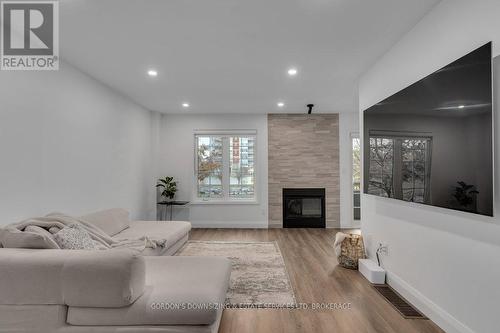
[277,102,285,108]
[287,68,298,76]
[182,103,190,108]
[147,69,158,77]
[458,105,465,109]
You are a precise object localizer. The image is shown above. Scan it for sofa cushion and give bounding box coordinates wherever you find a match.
[62,249,145,307]
[0,304,67,332]
[114,221,191,255]
[80,208,130,236]
[67,256,231,326]
[0,248,145,307]
[0,226,60,249]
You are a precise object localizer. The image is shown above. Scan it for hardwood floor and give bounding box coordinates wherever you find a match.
[190,228,444,333]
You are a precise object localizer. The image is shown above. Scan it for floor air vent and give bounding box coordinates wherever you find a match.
[373,285,427,319]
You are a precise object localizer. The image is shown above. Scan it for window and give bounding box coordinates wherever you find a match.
[195,133,256,201]
[352,135,361,221]
[368,133,431,204]
[368,137,394,198]
[401,139,429,202]
[196,136,223,199]
[230,136,255,199]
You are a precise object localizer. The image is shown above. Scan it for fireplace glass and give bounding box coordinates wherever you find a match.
[283,188,325,228]
[285,198,322,218]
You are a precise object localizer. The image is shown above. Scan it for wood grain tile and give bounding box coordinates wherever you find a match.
[268,114,340,228]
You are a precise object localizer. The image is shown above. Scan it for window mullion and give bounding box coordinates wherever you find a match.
[392,139,403,200]
[222,137,230,200]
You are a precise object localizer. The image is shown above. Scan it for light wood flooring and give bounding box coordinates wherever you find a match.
[189,228,444,333]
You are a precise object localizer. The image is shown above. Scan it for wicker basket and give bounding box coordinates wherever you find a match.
[338,234,366,270]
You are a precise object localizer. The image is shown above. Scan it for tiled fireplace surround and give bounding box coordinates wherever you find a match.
[268,114,340,228]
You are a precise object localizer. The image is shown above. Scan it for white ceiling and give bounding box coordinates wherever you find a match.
[60,0,440,114]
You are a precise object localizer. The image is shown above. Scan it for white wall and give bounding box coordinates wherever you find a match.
[339,112,360,228]
[159,114,268,228]
[359,1,500,333]
[0,61,157,223]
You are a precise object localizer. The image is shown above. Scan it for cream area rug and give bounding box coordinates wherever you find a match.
[176,241,296,307]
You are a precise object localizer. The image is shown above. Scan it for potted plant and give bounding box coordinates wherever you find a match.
[452,181,479,213]
[156,176,177,201]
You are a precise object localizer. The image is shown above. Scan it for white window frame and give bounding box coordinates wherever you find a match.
[192,130,258,204]
[351,132,361,224]
[367,130,433,203]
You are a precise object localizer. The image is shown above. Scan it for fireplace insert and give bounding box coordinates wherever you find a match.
[283,188,325,228]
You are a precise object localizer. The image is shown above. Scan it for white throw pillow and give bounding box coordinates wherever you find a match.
[54,224,96,250]
[1,226,60,249]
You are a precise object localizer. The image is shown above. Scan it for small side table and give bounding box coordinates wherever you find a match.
[157,201,190,221]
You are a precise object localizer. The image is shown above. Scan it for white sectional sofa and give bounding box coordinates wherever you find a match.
[117,220,191,255]
[0,209,231,333]
[80,208,192,255]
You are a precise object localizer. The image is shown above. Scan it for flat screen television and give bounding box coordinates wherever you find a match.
[363,42,493,216]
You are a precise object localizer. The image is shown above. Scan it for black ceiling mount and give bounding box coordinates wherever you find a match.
[307,104,314,114]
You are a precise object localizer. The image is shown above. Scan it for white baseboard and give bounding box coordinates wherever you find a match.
[190,221,268,229]
[387,271,474,333]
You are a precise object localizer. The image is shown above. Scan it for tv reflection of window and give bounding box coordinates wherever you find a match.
[368,134,432,204]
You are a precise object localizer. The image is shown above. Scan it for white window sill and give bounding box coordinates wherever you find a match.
[191,199,259,205]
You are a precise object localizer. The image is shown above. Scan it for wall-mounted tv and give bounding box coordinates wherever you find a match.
[363,42,493,216]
